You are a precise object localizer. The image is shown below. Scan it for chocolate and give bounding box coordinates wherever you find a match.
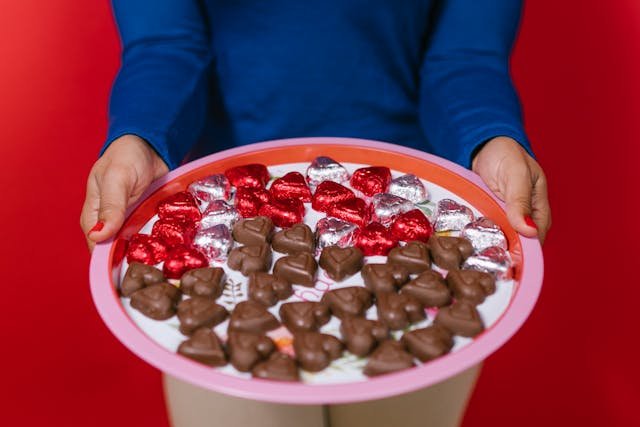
[462,217,508,251]
[200,200,240,230]
[388,174,428,204]
[235,186,271,218]
[193,223,234,261]
[227,243,272,276]
[227,300,280,333]
[327,197,370,228]
[401,325,453,362]
[399,270,451,307]
[361,263,410,294]
[226,331,276,372]
[177,297,228,335]
[187,173,232,208]
[293,332,344,372]
[130,282,181,320]
[269,171,312,202]
[446,269,496,305]
[387,241,431,274]
[162,245,209,279]
[369,193,414,226]
[354,222,399,256]
[311,181,356,213]
[350,166,392,197]
[225,163,270,189]
[273,252,318,286]
[232,216,274,246]
[121,262,165,297]
[177,328,227,367]
[180,267,225,299]
[306,156,350,187]
[339,316,389,357]
[434,301,485,337]
[462,246,513,280]
[258,198,305,228]
[248,272,293,307]
[151,217,196,247]
[390,209,434,243]
[314,217,358,254]
[272,223,315,254]
[375,292,425,330]
[363,340,415,377]
[427,235,474,270]
[434,199,474,232]
[157,191,201,223]
[320,286,373,319]
[279,301,331,332]
[126,233,168,265]
[252,352,300,382]
[319,246,364,281]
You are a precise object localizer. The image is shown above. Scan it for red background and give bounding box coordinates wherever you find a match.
[1,1,638,425]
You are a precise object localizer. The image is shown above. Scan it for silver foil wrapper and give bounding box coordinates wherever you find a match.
[462,217,508,252]
[188,174,232,211]
[388,174,429,204]
[193,223,234,262]
[462,246,512,280]
[200,200,240,229]
[306,156,350,187]
[434,199,475,232]
[370,193,414,226]
[314,217,358,255]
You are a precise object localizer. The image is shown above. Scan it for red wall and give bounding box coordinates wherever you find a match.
[1,1,638,425]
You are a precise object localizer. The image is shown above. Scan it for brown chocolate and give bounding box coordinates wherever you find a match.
[339,316,389,357]
[252,352,300,382]
[177,327,227,366]
[180,267,225,299]
[427,235,474,270]
[279,301,331,332]
[227,243,272,276]
[232,216,274,246]
[399,270,451,307]
[446,269,496,305]
[227,300,280,333]
[434,301,485,337]
[130,282,181,320]
[401,325,454,362]
[271,223,315,254]
[273,252,318,286]
[226,331,276,372]
[293,332,344,372]
[320,286,373,319]
[177,297,228,335]
[121,262,164,297]
[375,292,425,330]
[363,340,416,377]
[361,263,410,294]
[247,272,293,307]
[387,241,431,274]
[319,246,364,281]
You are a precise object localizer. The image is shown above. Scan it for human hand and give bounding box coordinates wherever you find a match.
[472,136,551,243]
[80,135,169,251]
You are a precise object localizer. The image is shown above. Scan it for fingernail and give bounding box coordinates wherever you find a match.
[524,216,538,230]
[89,221,105,234]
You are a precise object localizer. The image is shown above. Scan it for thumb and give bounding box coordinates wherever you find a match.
[503,166,538,238]
[88,168,131,243]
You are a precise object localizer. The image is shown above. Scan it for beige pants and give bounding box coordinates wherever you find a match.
[164,364,481,427]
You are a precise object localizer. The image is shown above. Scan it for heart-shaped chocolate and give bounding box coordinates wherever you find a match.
[157,191,201,223]
[387,241,431,273]
[177,297,228,335]
[354,222,399,256]
[232,216,274,246]
[306,156,350,187]
[363,340,415,377]
[434,301,484,337]
[446,269,496,305]
[400,270,451,307]
[319,246,364,281]
[252,352,300,382]
[311,181,356,213]
[339,316,389,357]
[224,163,270,189]
[390,209,434,243]
[320,286,373,319]
[269,171,312,202]
[162,245,209,279]
[235,187,271,218]
[350,166,392,197]
[272,223,315,254]
[401,325,453,362]
[327,197,370,228]
[226,331,276,372]
[227,300,280,333]
[279,301,331,332]
[361,263,409,294]
[427,235,474,270]
[258,198,306,228]
[177,328,227,367]
[180,267,225,298]
[293,331,344,372]
[130,282,182,320]
[375,292,425,330]
[273,252,318,286]
[227,243,272,276]
[248,272,293,307]
[121,262,165,297]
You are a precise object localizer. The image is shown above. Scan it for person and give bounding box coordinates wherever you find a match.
[80,1,551,426]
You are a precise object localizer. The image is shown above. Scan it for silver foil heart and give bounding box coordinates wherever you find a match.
[388,174,429,204]
[305,156,350,187]
[370,193,414,226]
[462,246,512,280]
[200,200,240,229]
[188,174,232,211]
[314,217,359,255]
[461,217,508,252]
[434,199,475,232]
[193,223,234,262]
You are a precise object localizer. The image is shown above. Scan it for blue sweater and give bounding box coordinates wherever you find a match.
[105,0,532,170]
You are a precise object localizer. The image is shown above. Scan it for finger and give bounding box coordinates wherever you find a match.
[80,173,101,252]
[88,166,132,243]
[530,173,551,244]
[503,164,538,239]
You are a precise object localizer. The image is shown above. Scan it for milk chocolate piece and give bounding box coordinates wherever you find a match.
[279,301,331,332]
[227,243,272,276]
[363,340,416,377]
[248,272,293,307]
[180,267,225,299]
[387,241,431,274]
[130,282,181,320]
[400,270,451,307]
[272,223,315,254]
[446,270,496,305]
[434,301,484,337]
[226,331,276,372]
[319,246,364,281]
[252,352,300,382]
[177,328,227,366]
[227,300,280,333]
[320,286,373,319]
[232,216,274,246]
[375,292,425,330]
[401,325,454,362]
[293,332,344,372]
[339,316,389,357]
[273,252,317,286]
[121,262,165,297]
[177,297,228,335]
[361,263,409,294]
[427,235,474,270]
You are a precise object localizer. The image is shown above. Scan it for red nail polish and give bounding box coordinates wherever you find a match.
[89,221,105,233]
[524,216,538,230]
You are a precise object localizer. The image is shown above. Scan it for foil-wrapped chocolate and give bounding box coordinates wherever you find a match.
[434,199,475,232]
[200,200,240,229]
[305,156,350,187]
[462,217,508,252]
[462,246,513,280]
[188,174,232,210]
[369,193,414,226]
[315,217,358,255]
[388,174,429,204]
[193,224,234,261]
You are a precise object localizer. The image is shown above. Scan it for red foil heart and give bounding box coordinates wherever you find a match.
[258,198,305,228]
[126,233,168,265]
[235,187,271,218]
[162,245,209,279]
[270,172,312,202]
[327,197,370,227]
[391,209,434,242]
[311,181,356,213]
[354,222,399,256]
[225,163,270,189]
[350,166,392,197]
[151,217,196,247]
[157,191,201,223]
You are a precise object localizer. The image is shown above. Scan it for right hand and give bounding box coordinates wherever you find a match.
[80,135,169,251]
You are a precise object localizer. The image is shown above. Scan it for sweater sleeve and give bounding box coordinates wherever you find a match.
[102,0,212,170]
[419,0,533,168]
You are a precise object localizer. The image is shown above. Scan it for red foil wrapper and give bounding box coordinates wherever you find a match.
[354,222,398,256]
[162,245,209,279]
[157,191,201,223]
[235,187,271,218]
[225,164,270,189]
[258,198,305,228]
[350,166,392,197]
[269,171,312,202]
[311,181,355,213]
[327,197,370,227]
[151,217,196,247]
[390,209,433,242]
[126,233,168,265]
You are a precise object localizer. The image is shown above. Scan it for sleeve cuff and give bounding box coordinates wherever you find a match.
[456,125,535,169]
[101,126,179,170]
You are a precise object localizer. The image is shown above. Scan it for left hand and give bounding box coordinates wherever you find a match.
[472,136,551,243]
